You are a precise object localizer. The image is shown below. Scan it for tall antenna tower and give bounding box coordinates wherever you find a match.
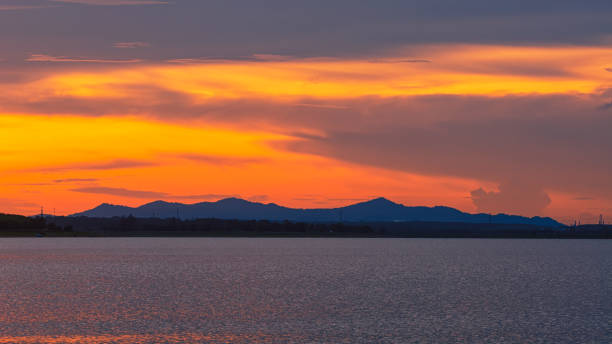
[599,214,604,225]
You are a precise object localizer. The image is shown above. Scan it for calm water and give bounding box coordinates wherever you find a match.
[0,238,610,343]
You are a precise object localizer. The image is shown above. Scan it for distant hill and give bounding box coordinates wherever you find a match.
[71,197,562,227]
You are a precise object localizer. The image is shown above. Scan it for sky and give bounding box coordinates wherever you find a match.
[0,0,611,223]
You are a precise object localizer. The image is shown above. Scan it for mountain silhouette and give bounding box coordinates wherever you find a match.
[71,197,562,227]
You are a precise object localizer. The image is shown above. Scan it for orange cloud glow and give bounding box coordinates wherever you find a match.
[0,114,482,215]
[1,45,611,220]
[16,45,610,103]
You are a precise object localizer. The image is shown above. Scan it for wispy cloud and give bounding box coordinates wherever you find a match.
[14,182,53,186]
[166,54,293,64]
[31,159,156,172]
[49,0,168,5]
[0,0,166,11]
[247,195,269,202]
[251,54,293,62]
[573,196,595,201]
[70,186,239,200]
[327,198,369,202]
[293,103,349,110]
[71,186,166,198]
[0,5,56,10]
[367,58,431,64]
[174,194,239,200]
[177,154,267,166]
[113,41,150,49]
[54,178,99,183]
[0,197,38,209]
[606,68,612,72]
[26,54,142,63]
[166,58,223,64]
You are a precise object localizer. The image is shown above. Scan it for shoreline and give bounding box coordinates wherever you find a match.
[1,231,610,239]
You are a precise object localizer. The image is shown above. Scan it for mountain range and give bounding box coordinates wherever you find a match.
[72,197,562,227]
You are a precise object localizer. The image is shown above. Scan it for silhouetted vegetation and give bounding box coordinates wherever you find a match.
[0,213,73,236]
[1,213,611,238]
[0,213,46,231]
[48,216,374,236]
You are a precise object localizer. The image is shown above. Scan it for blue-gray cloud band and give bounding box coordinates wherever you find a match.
[1,0,611,63]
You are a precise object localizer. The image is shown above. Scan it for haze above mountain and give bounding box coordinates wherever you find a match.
[72,198,562,227]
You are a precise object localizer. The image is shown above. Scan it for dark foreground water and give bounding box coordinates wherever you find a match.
[0,238,610,343]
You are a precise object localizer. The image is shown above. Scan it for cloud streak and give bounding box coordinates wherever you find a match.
[573,196,595,201]
[26,54,142,63]
[31,160,156,172]
[0,5,56,10]
[54,178,99,183]
[70,186,241,200]
[113,41,150,49]
[176,154,268,166]
[50,0,168,5]
[71,186,166,198]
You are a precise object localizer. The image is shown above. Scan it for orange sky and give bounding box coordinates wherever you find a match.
[1,45,611,222]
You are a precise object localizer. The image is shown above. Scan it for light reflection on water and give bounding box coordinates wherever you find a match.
[0,238,610,343]
[0,333,295,344]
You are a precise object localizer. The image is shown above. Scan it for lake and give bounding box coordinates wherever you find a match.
[0,238,610,343]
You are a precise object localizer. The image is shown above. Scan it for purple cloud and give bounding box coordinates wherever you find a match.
[70,186,240,201]
[471,182,551,216]
[26,54,142,63]
[247,195,269,202]
[50,0,168,5]
[54,178,99,183]
[113,42,150,49]
[71,186,166,198]
[172,194,239,200]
